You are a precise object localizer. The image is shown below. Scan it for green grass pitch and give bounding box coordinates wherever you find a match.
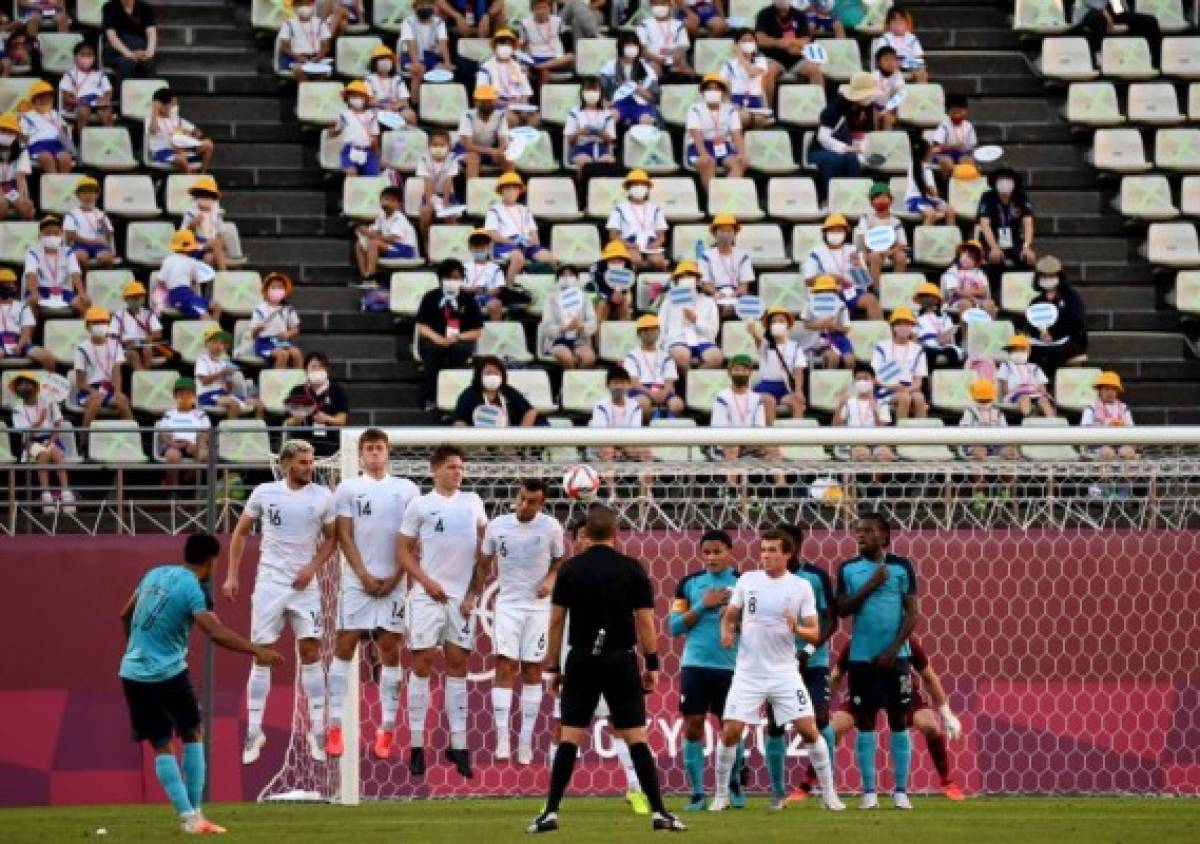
[2,797,1197,843]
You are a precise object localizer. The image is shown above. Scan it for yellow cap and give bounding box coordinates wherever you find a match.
[74,176,101,194]
[710,213,739,232]
[203,326,230,343]
[635,314,661,331]
[188,175,221,197]
[491,27,517,43]
[84,306,111,323]
[263,271,294,297]
[342,79,371,99]
[953,162,981,181]
[9,371,39,392]
[468,227,491,242]
[0,112,19,133]
[170,229,199,252]
[622,169,652,188]
[763,306,794,326]
[600,240,632,262]
[821,213,850,230]
[889,306,916,324]
[913,281,943,301]
[811,275,838,293]
[672,260,699,278]
[700,72,728,90]
[1004,334,1032,351]
[495,172,524,191]
[27,79,54,99]
[0,268,17,283]
[970,379,996,402]
[371,45,395,60]
[122,281,147,298]
[474,84,499,101]
[1093,371,1124,392]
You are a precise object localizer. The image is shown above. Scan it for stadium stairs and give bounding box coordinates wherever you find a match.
[171,0,1198,426]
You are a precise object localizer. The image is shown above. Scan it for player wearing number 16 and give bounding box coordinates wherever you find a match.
[224,439,338,766]
[710,529,845,812]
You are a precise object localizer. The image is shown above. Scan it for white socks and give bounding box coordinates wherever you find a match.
[447,676,469,750]
[807,737,836,798]
[407,673,431,747]
[492,687,513,736]
[379,666,403,730]
[327,658,352,728]
[613,738,640,792]
[714,744,737,801]
[246,664,271,733]
[518,685,542,747]
[300,663,326,733]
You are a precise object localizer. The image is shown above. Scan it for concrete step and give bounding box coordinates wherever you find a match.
[1087,332,1187,361]
[185,97,284,125]
[1030,237,1131,265]
[212,143,306,169]
[344,383,422,408]
[926,53,1033,80]
[160,54,262,75]
[301,332,398,359]
[241,237,350,265]
[291,287,362,311]
[221,189,328,218]
[1088,311,1182,332]
[352,408,441,426]
[346,360,422,381]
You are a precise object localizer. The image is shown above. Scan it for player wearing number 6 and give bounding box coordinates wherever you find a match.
[327,428,420,760]
[710,529,845,812]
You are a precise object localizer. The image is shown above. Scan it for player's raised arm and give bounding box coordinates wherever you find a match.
[223,510,258,601]
[195,611,284,666]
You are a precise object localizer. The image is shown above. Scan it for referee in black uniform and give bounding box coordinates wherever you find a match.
[528,505,685,834]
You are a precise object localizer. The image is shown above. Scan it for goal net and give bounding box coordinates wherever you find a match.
[259,425,1200,802]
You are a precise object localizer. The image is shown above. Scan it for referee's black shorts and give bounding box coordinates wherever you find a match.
[121,669,203,748]
[560,649,646,730]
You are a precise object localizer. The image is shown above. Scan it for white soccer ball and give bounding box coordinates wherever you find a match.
[562,464,601,501]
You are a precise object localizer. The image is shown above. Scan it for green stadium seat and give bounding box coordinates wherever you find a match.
[746,130,799,175]
[343,175,389,221]
[879,273,927,313]
[0,78,32,114]
[213,272,263,318]
[372,0,413,31]
[428,225,472,262]
[827,177,872,220]
[102,175,160,218]
[912,225,960,267]
[575,38,615,77]
[1147,222,1200,267]
[598,321,637,362]
[0,421,15,464]
[1038,37,1098,81]
[515,131,560,175]
[817,38,862,82]
[650,417,699,463]
[1013,0,1070,34]
[540,84,580,126]
[38,174,82,215]
[864,131,912,175]
[1128,83,1183,125]
[898,84,946,128]
[1091,128,1152,173]
[1182,177,1200,217]
[1119,175,1179,220]
[775,418,830,461]
[586,178,624,220]
[1102,37,1158,80]
[791,224,823,264]
[78,0,105,27]
[218,419,274,465]
[759,272,806,314]
[336,35,384,78]
[847,320,889,363]
[1067,82,1123,127]
[1001,272,1036,314]
[550,224,602,266]
[737,224,788,269]
[477,322,533,362]
[809,369,852,414]
[948,174,989,220]
[172,320,220,365]
[707,177,763,221]
[39,33,83,75]
[516,273,556,317]
[88,419,148,464]
[653,177,704,222]
[965,319,1015,361]
[131,369,178,416]
[528,178,582,221]
[694,39,733,76]
[1163,37,1200,79]
[86,270,136,312]
[253,0,291,30]
[120,79,168,122]
[1154,128,1200,172]
[684,370,730,415]
[660,84,694,128]
[1138,0,1189,33]
[767,177,820,221]
[1175,270,1200,316]
[777,84,826,127]
[297,82,344,125]
[509,369,556,413]
[1019,417,1079,461]
[382,128,429,173]
[259,369,308,415]
[931,369,975,414]
[389,271,438,317]
[44,320,87,366]
[165,174,204,216]
[719,320,756,359]
[561,369,607,414]
[897,418,956,461]
[1054,366,1104,412]
[623,130,679,175]
[466,176,500,217]
[81,127,138,171]
[125,222,175,267]
[437,369,473,413]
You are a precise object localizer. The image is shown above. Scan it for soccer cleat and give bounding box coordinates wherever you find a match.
[651,811,686,832]
[707,796,730,812]
[941,780,965,801]
[785,787,811,803]
[768,796,787,812]
[526,811,559,833]
[495,734,512,761]
[325,726,344,758]
[182,815,227,835]
[682,796,707,812]
[625,790,650,815]
[307,732,326,762]
[892,792,913,810]
[447,748,473,779]
[728,780,746,809]
[822,793,847,812]
[408,746,427,776]
[859,792,879,810]
[372,729,394,760]
[241,730,266,765]
[517,742,534,766]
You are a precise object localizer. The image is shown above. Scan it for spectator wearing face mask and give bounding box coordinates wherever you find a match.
[9,371,75,513]
[853,183,909,288]
[400,0,458,104]
[622,314,686,419]
[930,94,977,180]
[940,240,997,318]
[592,366,650,469]
[605,169,667,271]
[0,270,55,370]
[455,84,514,181]
[519,0,575,83]
[803,214,881,320]
[25,215,88,320]
[834,363,895,462]
[415,259,484,411]
[365,46,417,128]
[284,352,350,456]
[354,186,419,287]
[65,177,117,272]
[587,240,635,323]
[637,0,695,82]
[870,307,928,421]
[1020,255,1088,380]
[407,129,461,254]
[699,214,753,302]
[997,334,1055,419]
[711,355,784,476]
[1082,371,1137,462]
[912,282,962,373]
[978,166,1036,294]
[110,281,163,372]
[145,88,214,174]
[181,176,227,272]
[453,355,538,427]
[755,0,824,87]
[59,42,115,137]
[485,172,557,283]
[722,29,776,129]
[0,112,36,222]
[102,0,159,84]
[541,264,598,370]
[565,77,618,172]
[659,260,723,372]
[463,228,508,321]
[158,377,210,488]
[277,0,332,81]
[74,306,134,429]
[332,80,381,177]
[477,29,537,127]
[748,307,807,422]
[251,272,304,369]
[600,33,662,128]
[872,8,928,83]
[685,74,747,191]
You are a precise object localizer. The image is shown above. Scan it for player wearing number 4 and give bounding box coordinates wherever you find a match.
[466,478,565,765]
[398,444,489,778]
[327,428,420,760]
[226,439,338,765]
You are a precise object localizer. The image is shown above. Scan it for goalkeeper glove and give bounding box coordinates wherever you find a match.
[938,704,963,742]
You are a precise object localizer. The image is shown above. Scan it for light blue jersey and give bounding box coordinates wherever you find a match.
[118,566,207,683]
[795,562,833,668]
[836,553,917,663]
[669,567,739,671]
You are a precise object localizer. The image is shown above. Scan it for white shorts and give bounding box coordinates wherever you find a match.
[250,580,322,644]
[338,580,406,635]
[407,590,477,651]
[722,670,814,726]
[493,601,549,663]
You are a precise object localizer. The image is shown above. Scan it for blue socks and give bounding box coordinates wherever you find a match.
[765,733,787,799]
[154,753,193,816]
[731,739,745,786]
[182,742,205,812]
[856,731,877,794]
[891,731,912,794]
[820,724,837,780]
[683,739,705,799]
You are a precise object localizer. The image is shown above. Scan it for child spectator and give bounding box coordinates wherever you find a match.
[959,378,1018,461]
[0,269,55,369]
[681,0,729,37]
[854,182,909,286]
[110,280,163,371]
[800,0,843,38]
[754,0,824,87]
[591,366,650,483]
[326,0,365,37]
[586,240,635,322]
[905,136,954,227]
[477,29,537,126]
[59,42,115,136]
[637,0,694,81]
[0,25,34,75]
[146,88,214,173]
[21,79,74,173]
[455,84,513,180]
[873,8,927,83]
[400,0,455,104]
[872,45,904,131]
[834,363,896,461]
[721,28,775,129]
[605,168,667,270]
[623,314,685,419]
[685,74,747,190]
[25,215,87,318]
[332,80,381,176]
[364,45,417,128]
[74,305,133,429]
[930,93,976,179]
[659,259,722,372]
[484,172,556,283]
[600,33,661,128]
[940,240,996,317]
[354,185,419,286]
[180,175,227,271]
[712,355,783,473]
[250,272,304,369]
[565,77,617,170]
[871,306,928,420]
[158,229,219,319]
[802,274,854,370]
[437,0,507,39]
[1082,371,1137,461]
[748,306,806,421]
[997,334,1054,418]
[0,112,35,220]
[278,0,332,80]
[158,376,210,488]
[464,228,507,320]
[15,0,70,34]
[64,176,117,271]
[912,281,961,372]
[699,213,753,302]
[540,264,597,370]
[413,129,461,252]
[194,327,263,419]
[519,0,575,83]
[9,371,75,513]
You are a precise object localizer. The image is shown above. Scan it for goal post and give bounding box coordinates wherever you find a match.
[253,425,1200,803]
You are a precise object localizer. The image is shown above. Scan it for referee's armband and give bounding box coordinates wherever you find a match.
[671,598,689,613]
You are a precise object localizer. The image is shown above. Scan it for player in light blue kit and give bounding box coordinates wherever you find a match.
[119,534,283,836]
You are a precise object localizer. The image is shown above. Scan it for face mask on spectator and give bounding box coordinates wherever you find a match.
[715,231,735,246]
[349,96,367,109]
[854,378,873,395]
[639,329,659,345]
[495,44,514,60]
[1038,276,1059,290]
[296,4,314,19]
[583,89,601,105]
[557,274,579,289]
[125,297,144,311]
[825,230,846,247]
[652,3,671,18]
[377,59,394,73]
[770,321,789,339]
[0,133,14,146]
[731,373,750,387]
[430,144,449,159]
[676,275,697,289]
[623,44,641,59]
[470,248,490,262]
[417,6,434,19]
[629,185,649,200]
[0,285,16,299]
[89,324,108,339]
[307,368,329,387]
[610,386,628,401]
[442,278,462,296]
[41,235,62,250]
[739,41,757,56]
[996,178,1015,194]
[871,196,892,213]
[703,89,723,105]
[481,373,503,391]
[267,287,286,304]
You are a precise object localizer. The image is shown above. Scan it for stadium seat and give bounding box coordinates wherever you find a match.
[931,369,974,414]
[517,273,556,317]
[0,222,38,264]
[540,84,580,126]
[847,320,889,363]
[575,38,615,77]
[120,79,168,122]
[1128,83,1183,125]
[541,416,581,463]
[1013,0,1070,34]
[622,130,679,175]
[759,272,806,313]
[125,222,175,267]
[81,127,138,171]
[259,369,308,415]
[1154,128,1200,172]
[663,223,708,259]
[88,419,148,465]
[777,84,826,127]
[297,82,344,125]
[898,84,946,128]
[217,419,274,465]
[864,131,912,175]
[897,419,956,461]
[652,178,704,222]
[371,0,411,31]
[650,417,699,463]
[509,369,556,413]
[1146,223,1200,267]
[528,178,582,221]
[1176,270,1200,316]
[550,224,602,266]
[1038,37,1098,81]
[720,320,756,359]
[343,176,389,221]
[1139,0,1189,32]
[515,131,559,175]
[791,225,824,264]
[1001,272,1036,314]
[102,175,160,218]
[746,131,798,175]
[131,370,178,416]
[694,39,733,76]
[1182,177,1200,217]
[827,178,872,220]
[767,177,820,221]
[1101,37,1158,80]
[586,178,624,220]
[39,33,83,75]
[948,174,988,220]
[1162,37,1200,79]
[165,174,204,216]
[0,78,32,114]
[78,0,105,27]
[84,270,133,313]
[707,178,764,221]
[477,323,533,362]
[965,319,1015,361]
[809,369,852,414]
[436,369,473,413]
[381,128,428,173]
[1119,175,1179,220]
[388,271,438,317]
[775,418,830,461]
[913,225,960,266]
[1067,82,1124,127]
[879,273,926,313]
[685,370,731,415]
[252,0,290,30]
[1090,128,1153,173]
[211,271,263,318]
[817,38,862,82]
[636,272,669,311]
[660,84,694,128]
[598,320,637,362]
[428,225,472,262]
[38,174,83,215]
[466,176,500,217]
[561,369,607,415]
[43,320,87,366]
[737,224,789,269]
[336,36,384,78]
[1054,366,1104,413]
[1019,417,1079,461]
[171,320,220,365]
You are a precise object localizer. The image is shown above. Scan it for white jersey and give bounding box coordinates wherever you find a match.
[400,489,487,600]
[730,569,815,679]
[244,480,336,587]
[335,473,420,579]
[482,512,564,606]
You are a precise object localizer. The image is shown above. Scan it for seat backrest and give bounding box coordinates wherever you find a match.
[217,419,273,464]
[131,369,178,415]
[259,368,308,415]
[88,419,147,464]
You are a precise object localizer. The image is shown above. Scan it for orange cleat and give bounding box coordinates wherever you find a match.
[326,726,344,758]
[941,780,965,801]
[183,816,227,835]
[785,788,811,803]
[373,729,394,759]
